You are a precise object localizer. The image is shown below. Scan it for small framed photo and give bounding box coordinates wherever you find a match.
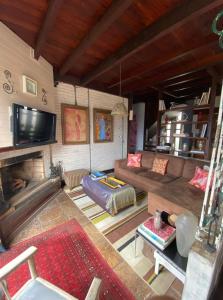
[22,75,37,96]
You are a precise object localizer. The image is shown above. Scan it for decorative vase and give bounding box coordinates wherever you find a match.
[175,212,198,257]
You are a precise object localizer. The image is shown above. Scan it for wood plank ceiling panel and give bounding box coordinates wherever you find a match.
[0,0,47,46]
[90,3,222,95]
[66,0,183,77]
[121,47,223,95]
[41,0,113,68]
[0,0,222,97]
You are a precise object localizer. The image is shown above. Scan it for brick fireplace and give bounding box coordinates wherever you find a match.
[0,150,61,248]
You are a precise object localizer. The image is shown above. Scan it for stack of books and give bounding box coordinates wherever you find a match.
[137,217,176,250]
[90,170,107,180]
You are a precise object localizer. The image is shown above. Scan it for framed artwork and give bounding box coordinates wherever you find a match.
[93,108,113,143]
[22,75,37,96]
[61,104,89,145]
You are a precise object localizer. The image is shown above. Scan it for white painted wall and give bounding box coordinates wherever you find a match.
[133,102,145,151]
[0,22,128,174]
[0,22,55,176]
[0,22,56,148]
[53,83,128,172]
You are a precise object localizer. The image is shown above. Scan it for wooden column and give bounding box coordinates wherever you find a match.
[127,95,133,153]
[205,77,217,160]
[156,91,163,147]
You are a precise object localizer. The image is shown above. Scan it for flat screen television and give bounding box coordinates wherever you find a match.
[13,103,57,148]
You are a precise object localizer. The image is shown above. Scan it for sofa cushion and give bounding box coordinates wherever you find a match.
[149,178,204,216]
[155,153,185,177]
[115,168,161,192]
[127,153,142,167]
[138,171,177,184]
[122,166,147,173]
[189,166,210,191]
[137,151,155,169]
[152,158,168,175]
[182,159,208,180]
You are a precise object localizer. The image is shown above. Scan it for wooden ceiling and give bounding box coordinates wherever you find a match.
[1,0,223,101]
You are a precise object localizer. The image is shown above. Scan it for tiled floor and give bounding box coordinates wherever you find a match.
[12,191,183,300]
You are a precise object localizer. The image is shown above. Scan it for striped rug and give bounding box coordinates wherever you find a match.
[66,185,177,295]
[66,185,147,235]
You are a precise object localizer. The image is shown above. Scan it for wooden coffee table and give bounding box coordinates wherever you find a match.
[135,228,188,283]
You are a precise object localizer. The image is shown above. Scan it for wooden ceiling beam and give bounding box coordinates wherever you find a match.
[121,51,223,95]
[173,86,208,97]
[167,78,211,92]
[34,0,63,59]
[150,86,177,99]
[206,66,223,83]
[59,0,133,76]
[163,74,209,88]
[81,0,221,85]
[108,39,216,89]
[161,70,207,85]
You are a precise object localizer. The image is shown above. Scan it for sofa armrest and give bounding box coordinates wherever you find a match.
[114,159,127,170]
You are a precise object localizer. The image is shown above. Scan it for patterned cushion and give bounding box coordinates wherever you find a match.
[127,153,142,168]
[189,167,210,191]
[152,158,168,175]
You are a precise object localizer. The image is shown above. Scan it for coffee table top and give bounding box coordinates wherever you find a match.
[136,228,188,273]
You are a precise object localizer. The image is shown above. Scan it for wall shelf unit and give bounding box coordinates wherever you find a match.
[156,101,217,160]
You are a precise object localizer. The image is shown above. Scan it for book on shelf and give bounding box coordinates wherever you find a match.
[137,217,176,250]
[173,133,189,138]
[190,149,205,154]
[200,124,207,138]
[199,88,211,105]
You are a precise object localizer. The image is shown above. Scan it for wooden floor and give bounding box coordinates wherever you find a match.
[11,191,155,300]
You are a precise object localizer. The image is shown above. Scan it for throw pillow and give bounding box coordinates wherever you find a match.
[127,153,142,168]
[152,158,168,175]
[189,167,210,191]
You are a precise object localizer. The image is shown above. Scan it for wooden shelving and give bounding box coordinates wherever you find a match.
[174,149,205,155]
[158,136,207,140]
[156,100,216,159]
[161,120,208,127]
[159,104,210,113]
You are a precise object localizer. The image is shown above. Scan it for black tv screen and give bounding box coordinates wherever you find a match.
[13,103,57,148]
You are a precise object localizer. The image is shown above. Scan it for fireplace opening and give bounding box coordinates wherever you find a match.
[1,160,43,201]
[0,151,45,209]
[0,151,61,248]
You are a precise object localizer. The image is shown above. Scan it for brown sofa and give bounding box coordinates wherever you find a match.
[114,151,209,217]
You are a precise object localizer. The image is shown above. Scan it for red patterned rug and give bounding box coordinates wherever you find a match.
[0,219,135,300]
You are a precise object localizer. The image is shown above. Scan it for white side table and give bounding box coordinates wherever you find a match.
[135,229,187,284]
[154,249,186,283]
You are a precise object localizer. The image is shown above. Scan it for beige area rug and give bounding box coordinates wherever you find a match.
[66,185,176,295]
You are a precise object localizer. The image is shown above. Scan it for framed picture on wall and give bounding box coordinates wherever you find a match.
[61,103,89,145]
[22,75,37,96]
[93,108,113,143]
